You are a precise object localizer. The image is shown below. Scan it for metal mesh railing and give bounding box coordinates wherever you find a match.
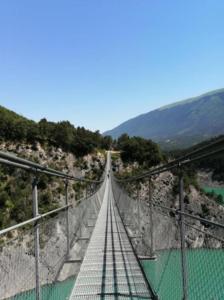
[112,176,224,300]
[184,216,224,299]
[39,211,68,299]
[147,206,183,300]
[0,148,107,300]
[0,212,75,300]
[0,228,36,300]
[0,179,105,300]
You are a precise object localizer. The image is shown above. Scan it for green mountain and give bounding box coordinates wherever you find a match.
[104,88,224,149]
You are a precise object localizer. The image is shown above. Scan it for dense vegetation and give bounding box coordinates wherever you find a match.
[111,134,165,185]
[0,105,112,156]
[115,134,164,168]
[113,134,198,191]
[167,135,224,182]
[0,105,109,230]
[0,164,59,229]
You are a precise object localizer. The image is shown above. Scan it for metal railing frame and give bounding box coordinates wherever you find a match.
[0,150,104,300]
[0,151,103,183]
[117,174,224,300]
[115,141,224,300]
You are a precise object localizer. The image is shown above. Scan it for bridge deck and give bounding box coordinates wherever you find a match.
[69,162,153,299]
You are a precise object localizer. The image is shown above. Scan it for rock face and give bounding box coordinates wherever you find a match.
[0,141,105,206]
[113,170,224,256]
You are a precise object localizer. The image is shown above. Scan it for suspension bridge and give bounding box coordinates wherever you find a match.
[69,154,154,299]
[0,141,224,300]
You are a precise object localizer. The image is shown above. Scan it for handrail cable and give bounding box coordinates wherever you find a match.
[0,150,103,183]
[152,203,224,229]
[0,204,72,237]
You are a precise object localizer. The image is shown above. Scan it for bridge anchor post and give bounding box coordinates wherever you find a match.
[32,175,41,300]
[148,178,156,259]
[65,180,70,259]
[137,181,141,236]
[179,169,188,300]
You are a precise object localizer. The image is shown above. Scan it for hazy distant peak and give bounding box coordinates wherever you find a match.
[104,88,224,150]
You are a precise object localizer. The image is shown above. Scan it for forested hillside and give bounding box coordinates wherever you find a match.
[0,105,110,230]
[0,105,112,156]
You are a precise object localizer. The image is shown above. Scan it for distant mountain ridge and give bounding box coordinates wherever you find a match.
[104,88,224,149]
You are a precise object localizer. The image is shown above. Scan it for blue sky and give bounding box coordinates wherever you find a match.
[0,0,224,132]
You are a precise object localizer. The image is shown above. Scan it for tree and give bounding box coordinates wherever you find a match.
[117,134,163,168]
[101,135,113,150]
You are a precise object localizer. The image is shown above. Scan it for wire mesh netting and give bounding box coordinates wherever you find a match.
[0,228,36,300]
[0,180,106,300]
[184,216,224,299]
[113,177,224,300]
[0,213,74,300]
[39,210,69,299]
[142,207,184,300]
